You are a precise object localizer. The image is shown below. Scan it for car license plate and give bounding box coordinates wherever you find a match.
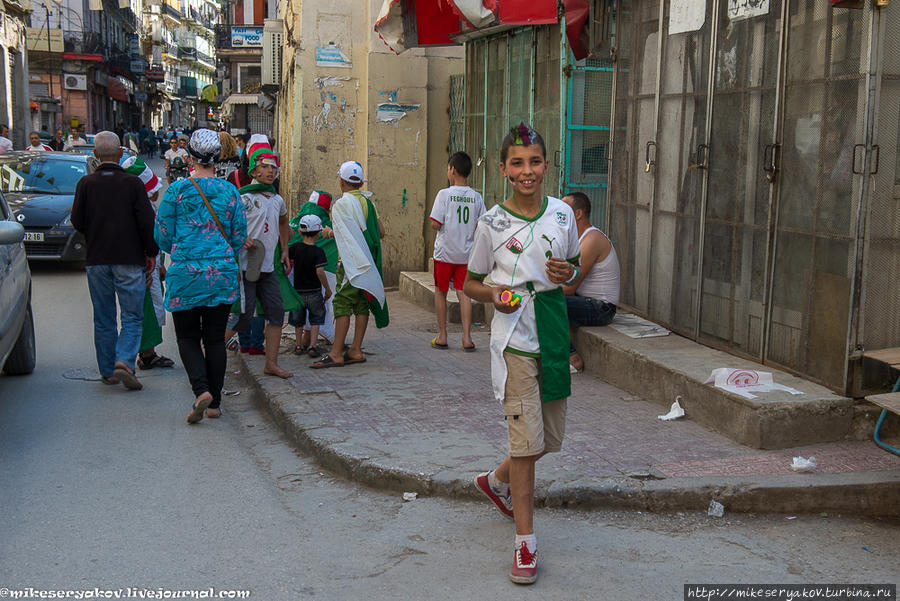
[24,232,44,242]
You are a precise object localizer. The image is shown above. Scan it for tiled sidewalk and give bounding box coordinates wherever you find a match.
[263,292,900,481]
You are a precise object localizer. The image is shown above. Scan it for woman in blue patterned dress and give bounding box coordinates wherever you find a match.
[155,129,247,424]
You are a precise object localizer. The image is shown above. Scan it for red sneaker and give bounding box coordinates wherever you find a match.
[247,347,265,356]
[509,541,537,584]
[239,347,250,354]
[474,472,514,520]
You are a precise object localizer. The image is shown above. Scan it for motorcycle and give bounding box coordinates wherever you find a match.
[168,156,190,182]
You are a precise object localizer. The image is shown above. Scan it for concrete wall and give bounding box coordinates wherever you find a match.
[423,47,465,269]
[0,15,29,149]
[275,0,464,286]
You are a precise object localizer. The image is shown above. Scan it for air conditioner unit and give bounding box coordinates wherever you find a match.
[64,74,87,90]
[262,19,284,87]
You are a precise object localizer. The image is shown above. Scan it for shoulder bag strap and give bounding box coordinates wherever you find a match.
[188,177,228,239]
[188,178,243,295]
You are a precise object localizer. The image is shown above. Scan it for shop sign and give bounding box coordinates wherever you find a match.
[26,28,64,53]
[231,26,263,47]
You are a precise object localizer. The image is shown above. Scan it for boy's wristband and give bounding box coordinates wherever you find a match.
[564,265,579,286]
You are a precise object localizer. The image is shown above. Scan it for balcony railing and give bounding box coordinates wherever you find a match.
[186,7,217,31]
[162,3,181,19]
[119,7,138,30]
[63,31,102,54]
[108,54,132,72]
[196,51,214,65]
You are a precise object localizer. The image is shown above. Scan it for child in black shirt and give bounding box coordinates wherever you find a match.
[288,215,332,357]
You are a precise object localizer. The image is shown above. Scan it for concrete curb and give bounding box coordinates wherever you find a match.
[237,352,900,517]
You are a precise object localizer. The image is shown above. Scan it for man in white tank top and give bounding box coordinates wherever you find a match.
[562,192,620,371]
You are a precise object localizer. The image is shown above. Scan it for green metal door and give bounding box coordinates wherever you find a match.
[565,58,615,230]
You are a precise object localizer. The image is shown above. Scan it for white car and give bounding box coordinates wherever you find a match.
[0,190,35,375]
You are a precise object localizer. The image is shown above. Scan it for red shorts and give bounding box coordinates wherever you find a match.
[433,260,468,292]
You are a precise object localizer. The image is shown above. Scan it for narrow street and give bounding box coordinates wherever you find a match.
[0,262,896,600]
[6,0,900,595]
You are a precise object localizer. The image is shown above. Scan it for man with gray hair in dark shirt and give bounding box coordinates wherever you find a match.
[71,131,159,390]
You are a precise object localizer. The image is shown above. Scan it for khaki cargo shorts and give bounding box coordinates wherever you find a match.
[502,352,567,457]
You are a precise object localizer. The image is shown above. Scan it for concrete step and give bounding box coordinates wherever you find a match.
[399,271,488,324]
[400,270,866,450]
[575,326,854,450]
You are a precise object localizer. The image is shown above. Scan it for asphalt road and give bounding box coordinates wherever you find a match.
[1,224,898,600]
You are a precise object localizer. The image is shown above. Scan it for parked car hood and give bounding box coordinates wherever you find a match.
[6,192,74,227]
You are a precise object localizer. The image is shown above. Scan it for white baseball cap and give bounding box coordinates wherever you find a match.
[298,214,323,232]
[338,161,366,184]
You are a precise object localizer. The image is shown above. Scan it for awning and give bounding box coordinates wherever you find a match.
[376,0,467,53]
[563,0,590,60]
[106,77,129,102]
[375,0,558,54]
[222,93,260,106]
[221,93,261,118]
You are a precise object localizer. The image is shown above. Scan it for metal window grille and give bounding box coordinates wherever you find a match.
[449,74,465,155]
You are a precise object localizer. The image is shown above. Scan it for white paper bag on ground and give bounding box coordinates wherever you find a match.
[704,368,803,400]
[790,456,817,472]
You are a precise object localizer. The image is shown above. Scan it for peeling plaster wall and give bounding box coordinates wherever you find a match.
[366,50,428,286]
[275,0,463,286]
[423,47,466,270]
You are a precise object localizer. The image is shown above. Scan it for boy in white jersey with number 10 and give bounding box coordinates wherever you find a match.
[463,123,580,586]
[428,151,485,351]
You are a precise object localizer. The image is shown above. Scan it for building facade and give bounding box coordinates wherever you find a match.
[380,0,900,395]
[143,0,218,129]
[608,0,900,396]
[215,0,274,135]
[27,0,149,135]
[1,0,30,148]
[274,0,464,285]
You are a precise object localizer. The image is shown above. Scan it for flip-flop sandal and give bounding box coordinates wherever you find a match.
[113,365,143,390]
[462,344,477,352]
[310,355,345,369]
[430,337,449,349]
[308,347,321,358]
[154,355,175,368]
[101,376,119,385]
[342,354,366,365]
[187,395,213,424]
[293,345,309,355]
[138,353,175,369]
[244,239,266,282]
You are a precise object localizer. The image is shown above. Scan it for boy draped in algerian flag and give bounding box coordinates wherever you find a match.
[120,155,175,370]
[463,123,580,585]
[288,190,339,352]
[228,134,293,379]
[310,161,388,368]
